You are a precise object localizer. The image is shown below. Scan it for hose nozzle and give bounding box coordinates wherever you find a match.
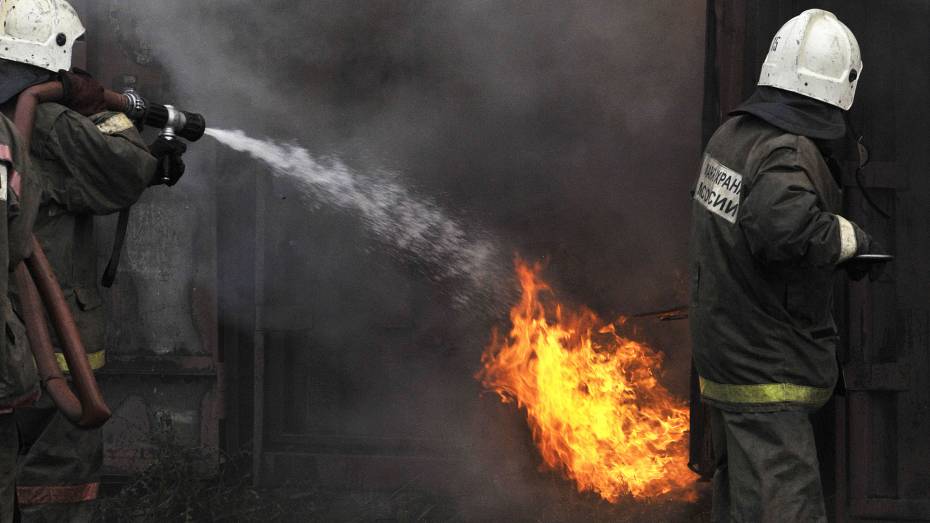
[121,88,206,142]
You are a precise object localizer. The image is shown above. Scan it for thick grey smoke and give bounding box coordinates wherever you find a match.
[115,0,704,315]
[97,0,707,517]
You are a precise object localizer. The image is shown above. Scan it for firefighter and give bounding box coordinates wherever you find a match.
[0,0,185,519]
[689,9,885,522]
[0,107,41,523]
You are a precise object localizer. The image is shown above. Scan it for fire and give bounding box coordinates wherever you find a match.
[477,260,695,501]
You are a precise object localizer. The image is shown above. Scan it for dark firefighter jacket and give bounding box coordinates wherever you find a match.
[16,103,156,371]
[0,113,40,409]
[689,114,858,412]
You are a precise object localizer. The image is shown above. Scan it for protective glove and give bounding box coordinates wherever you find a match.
[58,68,106,116]
[148,136,187,186]
[845,225,888,282]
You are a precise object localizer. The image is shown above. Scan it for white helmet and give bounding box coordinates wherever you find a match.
[0,0,85,72]
[759,9,862,110]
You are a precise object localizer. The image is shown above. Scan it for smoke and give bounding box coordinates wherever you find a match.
[94,0,707,517]
[111,0,705,314]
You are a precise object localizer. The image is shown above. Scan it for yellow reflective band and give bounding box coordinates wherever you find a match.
[56,351,106,373]
[699,376,832,406]
[95,113,134,135]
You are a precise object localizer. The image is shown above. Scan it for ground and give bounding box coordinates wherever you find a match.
[98,452,713,522]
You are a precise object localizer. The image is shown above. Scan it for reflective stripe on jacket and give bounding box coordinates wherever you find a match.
[55,350,105,373]
[689,114,856,412]
[699,376,833,407]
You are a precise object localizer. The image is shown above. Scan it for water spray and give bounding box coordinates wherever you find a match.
[100,91,507,308]
[204,128,509,310]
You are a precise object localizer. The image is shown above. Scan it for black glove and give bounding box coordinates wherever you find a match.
[149,136,187,186]
[845,225,888,282]
[58,68,106,116]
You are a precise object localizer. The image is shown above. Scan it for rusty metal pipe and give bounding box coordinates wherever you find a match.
[11,80,111,428]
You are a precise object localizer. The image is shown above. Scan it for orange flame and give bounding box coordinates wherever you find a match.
[477,260,695,501]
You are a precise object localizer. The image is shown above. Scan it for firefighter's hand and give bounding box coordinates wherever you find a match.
[148,136,187,186]
[58,68,106,116]
[846,228,889,282]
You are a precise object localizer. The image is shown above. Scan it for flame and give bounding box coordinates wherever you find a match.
[477,260,695,501]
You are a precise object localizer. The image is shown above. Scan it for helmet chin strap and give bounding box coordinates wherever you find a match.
[843,111,891,219]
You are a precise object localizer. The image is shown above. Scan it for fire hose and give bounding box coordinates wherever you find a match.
[11,81,205,428]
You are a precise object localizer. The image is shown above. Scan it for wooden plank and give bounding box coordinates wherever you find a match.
[262,332,287,443]
[843,363,909,392]
[868,394,898,498]
[851,498,930,521]
[848,392,872,511]
[216,150,257,455]
[835,397,849,523]
[289,339,311,434]
[252,158,269,484]
[714,0,747,115]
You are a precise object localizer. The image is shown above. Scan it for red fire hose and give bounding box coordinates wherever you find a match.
[12,81,116,428]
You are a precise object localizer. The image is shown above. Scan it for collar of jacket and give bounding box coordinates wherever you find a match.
[0,59,56,106]
[729,86,846,140]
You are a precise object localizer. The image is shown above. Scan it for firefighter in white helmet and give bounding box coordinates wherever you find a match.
[0,0,86,73]
[689,9,887,522]
[0,1,183,520]
[0,1,84,520]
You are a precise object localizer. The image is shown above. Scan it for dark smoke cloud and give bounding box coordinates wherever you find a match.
[94,0,706,516]
[118,1,706,315]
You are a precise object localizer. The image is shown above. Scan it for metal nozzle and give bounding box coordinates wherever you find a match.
[119,88,206,142]
[122,88,147,120]
[145,104,206,142]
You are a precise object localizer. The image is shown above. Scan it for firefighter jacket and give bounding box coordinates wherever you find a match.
[689,114,859,412]
[20,103,156,371]
[0,113,39,410]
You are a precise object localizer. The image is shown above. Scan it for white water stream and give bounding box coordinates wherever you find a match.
[205,128,506,307]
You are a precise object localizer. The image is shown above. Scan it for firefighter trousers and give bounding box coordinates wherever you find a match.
[14,393,101,522]
[709,405,827,523]
[0,414,16,523]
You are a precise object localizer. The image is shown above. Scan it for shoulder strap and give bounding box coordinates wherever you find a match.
[101,208,131,288]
